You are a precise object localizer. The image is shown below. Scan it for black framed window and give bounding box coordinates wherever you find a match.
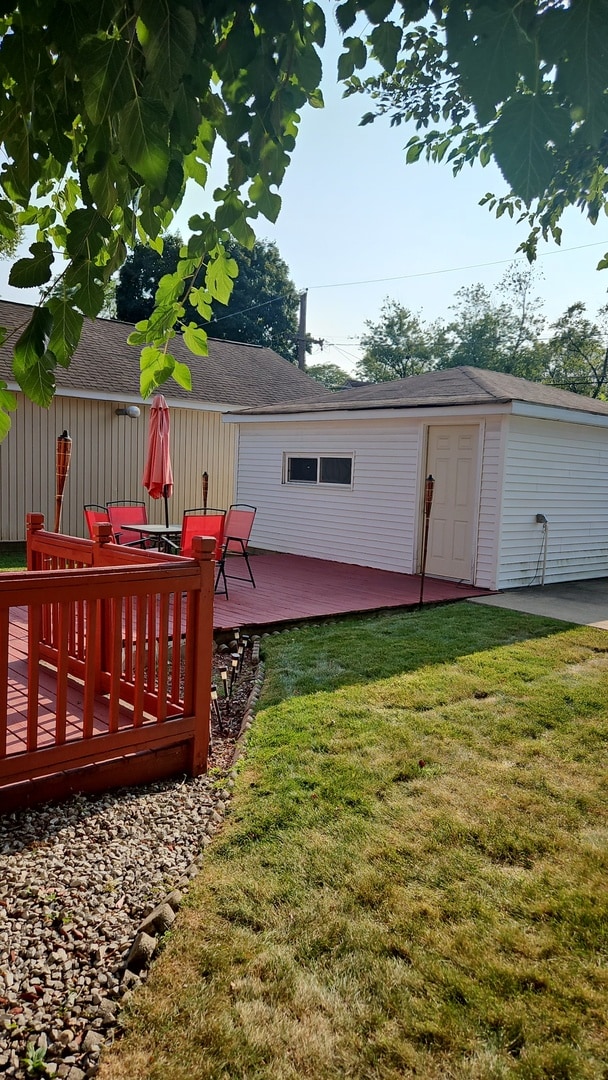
[284,454,353,487]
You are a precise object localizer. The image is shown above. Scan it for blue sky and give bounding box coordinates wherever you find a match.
[176,11,608,375]
[2,8,607,378]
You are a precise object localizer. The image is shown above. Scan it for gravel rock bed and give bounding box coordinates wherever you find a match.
[0,640,260,1079]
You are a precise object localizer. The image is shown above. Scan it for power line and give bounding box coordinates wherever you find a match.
[306,240,608,292]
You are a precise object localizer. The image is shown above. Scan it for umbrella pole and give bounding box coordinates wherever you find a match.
[163,484,169,527]
[202,471,208,511]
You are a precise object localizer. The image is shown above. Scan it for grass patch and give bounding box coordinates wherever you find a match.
[0,543,26,571]
[100,603,608,1080]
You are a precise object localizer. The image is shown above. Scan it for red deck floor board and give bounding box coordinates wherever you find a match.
[4,554,489,761]
[213,553,488,631]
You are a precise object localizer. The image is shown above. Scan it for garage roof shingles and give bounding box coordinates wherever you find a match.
[235,365,608,417]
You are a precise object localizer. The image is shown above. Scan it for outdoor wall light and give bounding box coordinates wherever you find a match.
[115,405,141,419]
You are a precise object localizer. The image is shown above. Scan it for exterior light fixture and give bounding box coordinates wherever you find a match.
[115,405,140,419]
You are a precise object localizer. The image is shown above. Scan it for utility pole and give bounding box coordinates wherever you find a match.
[297,289,307,370]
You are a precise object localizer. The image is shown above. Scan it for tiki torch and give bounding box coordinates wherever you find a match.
[54,430,72,533]
[418,474,435,608]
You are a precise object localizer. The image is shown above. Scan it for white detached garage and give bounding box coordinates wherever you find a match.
[225,367,608,591]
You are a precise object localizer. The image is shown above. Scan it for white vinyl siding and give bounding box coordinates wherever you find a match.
[498,414,608,588]
[236,418,422,573]
[0,393,237,542]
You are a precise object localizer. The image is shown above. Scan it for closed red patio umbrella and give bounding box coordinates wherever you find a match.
[143,394,173,526]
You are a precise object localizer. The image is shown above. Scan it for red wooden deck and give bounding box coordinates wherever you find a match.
[213,553,489,632]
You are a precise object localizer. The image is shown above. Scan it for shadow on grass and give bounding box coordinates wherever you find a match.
[258,601,596,708]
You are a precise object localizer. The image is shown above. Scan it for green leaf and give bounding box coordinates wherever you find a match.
[13,307,55,407]
[554,0,608,147]
[205,249,238,306]
[183,323,209,356]
[229,215,255,249]
[364,0,395,25]
[47,299,84,368]
[136,4,196,95]
[77,35,133,125]
[0,198,18,241]
[0,381,16,441]
[63,261,106,318]
[335,0,357,32]
[139,346,175,397]
[337,36,367,81]
[118,97,170,187]
[406,140,424,163]
[292,42,323,93]
[172,360,192,390]
[453,2,537,127]
[369,22,402,74]
[248,176,282,223]
[8,240,53,288]
[65,208,111,261]
[491,95,571,204]
[189,287,213,322]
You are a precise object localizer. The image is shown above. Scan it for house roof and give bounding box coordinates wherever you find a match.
[0,299,328,409]
[232,365,608,417]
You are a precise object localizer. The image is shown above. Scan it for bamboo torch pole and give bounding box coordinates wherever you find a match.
[54,430,72,533]
[418,474,435,609]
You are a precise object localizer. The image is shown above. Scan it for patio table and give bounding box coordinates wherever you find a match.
[121,522,182,551]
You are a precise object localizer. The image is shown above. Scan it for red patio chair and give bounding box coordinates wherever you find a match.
[84,504,112,541]
[106,500,154,547]
[167,508,228,595]
[217,504,257,588]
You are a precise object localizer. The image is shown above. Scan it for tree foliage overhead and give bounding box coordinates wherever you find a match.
[1,0,607,440]
[346,1,608,263]
[0,0,327,436]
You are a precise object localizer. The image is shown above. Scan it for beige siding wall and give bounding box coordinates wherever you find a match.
[498,414,608,587]
[0,393,237,542]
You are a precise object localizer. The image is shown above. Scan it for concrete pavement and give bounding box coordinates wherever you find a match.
[470,577,608,630]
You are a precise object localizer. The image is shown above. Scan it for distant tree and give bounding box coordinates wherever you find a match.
[357,300,433,382]
[115,234,299,360]
[306,362,350,391]
[116,236,182,324]
[544,303,608,399]
[432,266,546,380]
[204,238,299,361]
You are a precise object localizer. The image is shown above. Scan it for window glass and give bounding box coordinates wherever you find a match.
[288,457,318,482]
[320,457,352,485]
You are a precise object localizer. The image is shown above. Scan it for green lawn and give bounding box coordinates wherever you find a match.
[100,603,608,1080]
[0,543,26,571]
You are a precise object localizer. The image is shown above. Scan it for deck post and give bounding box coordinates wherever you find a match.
[189,536,215,776]
[26,513,45,571]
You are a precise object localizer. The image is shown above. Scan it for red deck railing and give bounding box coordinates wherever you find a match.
[0,514,215,811]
